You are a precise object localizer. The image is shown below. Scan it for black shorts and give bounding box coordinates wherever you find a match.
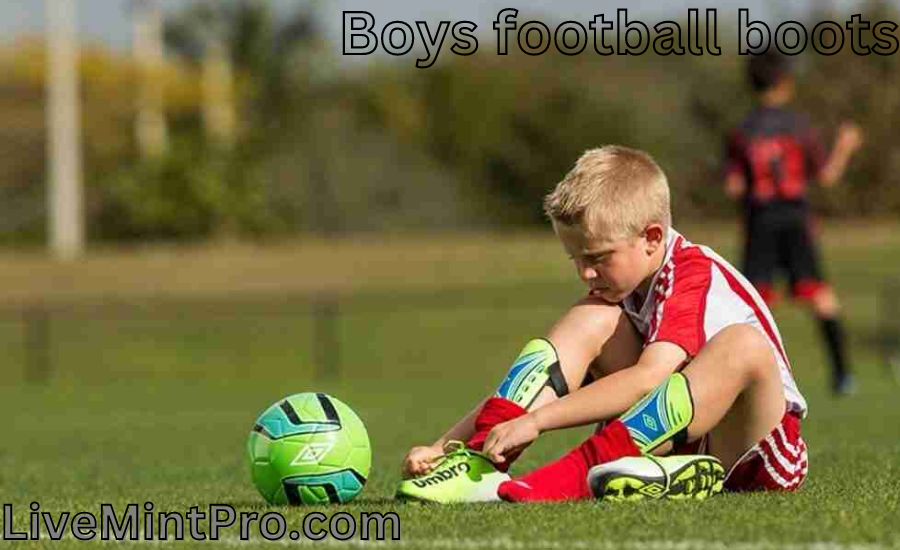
[743,203,826,302]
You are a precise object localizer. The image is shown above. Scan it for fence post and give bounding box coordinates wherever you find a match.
[23,306,51,384]
[312,295,340,381]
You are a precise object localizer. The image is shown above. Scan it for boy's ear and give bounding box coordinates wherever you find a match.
[644,224,665,254]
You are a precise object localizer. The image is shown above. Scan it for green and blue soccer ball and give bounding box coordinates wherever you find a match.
[247,393,371,505]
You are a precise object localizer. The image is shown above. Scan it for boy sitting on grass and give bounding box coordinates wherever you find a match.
[396,146,808,503]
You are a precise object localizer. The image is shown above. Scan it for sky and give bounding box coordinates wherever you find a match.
[0,0,883,54]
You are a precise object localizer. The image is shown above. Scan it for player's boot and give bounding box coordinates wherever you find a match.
[832,372,857,396]
[395,442,510,503]
[588,455,725,502]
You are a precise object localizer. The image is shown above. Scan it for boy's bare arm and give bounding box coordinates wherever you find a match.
[820,122,863,187]
[724,172,747,200]
[532,342,686,430]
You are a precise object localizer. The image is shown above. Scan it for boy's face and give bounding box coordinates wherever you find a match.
[761,76,795,104]
[553,221,665,303]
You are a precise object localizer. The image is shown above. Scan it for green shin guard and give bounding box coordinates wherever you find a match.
[494,338,569,409]
[620,372,695,453]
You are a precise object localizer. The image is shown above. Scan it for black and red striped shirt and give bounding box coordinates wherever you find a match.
[726,107,827,207]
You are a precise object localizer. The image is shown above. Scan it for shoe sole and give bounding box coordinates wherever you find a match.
[595,457,725,502]
[394,490,437,504]
[665,456,725,500]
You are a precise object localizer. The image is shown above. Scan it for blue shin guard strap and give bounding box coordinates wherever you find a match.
[620,373,694,453]
[495,338,567,409]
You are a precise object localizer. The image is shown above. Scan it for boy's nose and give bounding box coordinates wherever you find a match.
[579,265,598,283]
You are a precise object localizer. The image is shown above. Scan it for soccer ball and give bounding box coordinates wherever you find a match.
[247,393,371,505]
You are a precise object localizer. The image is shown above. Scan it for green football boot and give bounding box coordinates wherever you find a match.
[588,455,725,502]
[395,442,510,503]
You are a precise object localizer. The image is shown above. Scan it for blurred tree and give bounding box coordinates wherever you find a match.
[351,53,707,226]
[89,0,324,241]
[0,39,201,244]
[163,0,319,143]
[3,2,900,247]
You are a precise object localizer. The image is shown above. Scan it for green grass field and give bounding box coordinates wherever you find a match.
[1,224,899,549]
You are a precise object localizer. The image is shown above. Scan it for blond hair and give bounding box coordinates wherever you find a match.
[544,145,671,239]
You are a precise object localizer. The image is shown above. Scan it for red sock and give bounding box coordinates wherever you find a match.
[497,420,641,502]
[466,397,528,472]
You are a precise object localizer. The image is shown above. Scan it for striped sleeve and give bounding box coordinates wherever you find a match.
[648,249,714,358]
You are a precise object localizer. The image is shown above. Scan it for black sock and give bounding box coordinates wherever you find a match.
[818,317,849,382]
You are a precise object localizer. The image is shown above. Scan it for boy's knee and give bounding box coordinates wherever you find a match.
[547,297,639,379]
[576,296,629,334]
[708,324,777,380]
[811,288,839,317]
[571,297,642,367]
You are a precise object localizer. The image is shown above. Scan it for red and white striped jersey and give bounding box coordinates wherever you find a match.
[621,228,807,417]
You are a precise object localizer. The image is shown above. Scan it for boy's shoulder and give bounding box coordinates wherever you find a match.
[735,106,813,136]
[628,228,750,311]
[664,230,717,271]
[664,231,745,289]
[621,229,714,319]
[624,228,778,357]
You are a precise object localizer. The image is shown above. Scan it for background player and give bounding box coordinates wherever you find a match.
[724,51,864,395]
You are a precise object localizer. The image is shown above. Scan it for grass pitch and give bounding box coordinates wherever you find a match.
[1,224,899,549]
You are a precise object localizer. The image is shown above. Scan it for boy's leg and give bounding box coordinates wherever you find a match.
[395,299,642,503]
[787,217,852,394]
[466,297,643,469]
[499,324,786,502]
[681,325,785,470]
[744,211,779,306]
[810,289,852,394]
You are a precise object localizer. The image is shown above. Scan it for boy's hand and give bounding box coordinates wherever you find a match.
[402,444,444,478]
[836,122,863,155]
[482,415,541,464]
